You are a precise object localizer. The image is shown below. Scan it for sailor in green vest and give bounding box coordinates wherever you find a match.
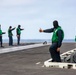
[75,36,76,42]
[8,26,16,46]
[0,25,6,47]
[16,25,24,45]
[39,20,64,62]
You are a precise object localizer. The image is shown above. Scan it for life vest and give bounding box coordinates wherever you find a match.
[17,28,21,35]
[8,29,13,36]
[52,26,64,43]
[75,36,76,42]
[0,29,2,35]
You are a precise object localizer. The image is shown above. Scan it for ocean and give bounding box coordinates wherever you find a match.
[3,39,76,43]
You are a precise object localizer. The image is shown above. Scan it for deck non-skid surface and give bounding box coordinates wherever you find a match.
[0,43,76,75]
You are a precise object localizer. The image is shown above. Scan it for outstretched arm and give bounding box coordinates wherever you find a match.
[2,32,6,34]
[39,28,54,33]
[11,27,16,31]
[20,28,24,31]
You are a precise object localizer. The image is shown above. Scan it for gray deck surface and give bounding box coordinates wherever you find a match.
[0,43,76,75]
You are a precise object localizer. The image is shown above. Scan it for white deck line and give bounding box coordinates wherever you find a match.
[0,43,51,54]
[44,48,76,69]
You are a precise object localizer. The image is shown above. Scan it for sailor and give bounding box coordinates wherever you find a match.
[8,26,15,46]
[0,25,6,47]
[16,25,24,45]
[75,36,76,42]
[39,20,64,62]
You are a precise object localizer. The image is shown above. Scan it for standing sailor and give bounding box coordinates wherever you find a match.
[39,20,64,62]
[75,36,76,42]
[0,25,6,47]
[8,26,15,46]
[16,25,24,45]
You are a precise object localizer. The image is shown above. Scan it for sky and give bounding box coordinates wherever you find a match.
[0,0,76,40]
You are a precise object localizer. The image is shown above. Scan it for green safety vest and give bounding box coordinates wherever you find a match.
[0,29,2,35]
[52,26,64,42]
[75,36,76,42]
[8,29,13,36]
[17,28,21,34]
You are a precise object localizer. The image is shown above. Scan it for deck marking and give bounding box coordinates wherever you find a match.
[0,43,51,54]
[44,48,76,69]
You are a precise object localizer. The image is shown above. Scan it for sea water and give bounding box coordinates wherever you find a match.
[3,39,75,43]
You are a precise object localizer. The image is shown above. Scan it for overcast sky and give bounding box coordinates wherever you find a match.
[0,0,76,39]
